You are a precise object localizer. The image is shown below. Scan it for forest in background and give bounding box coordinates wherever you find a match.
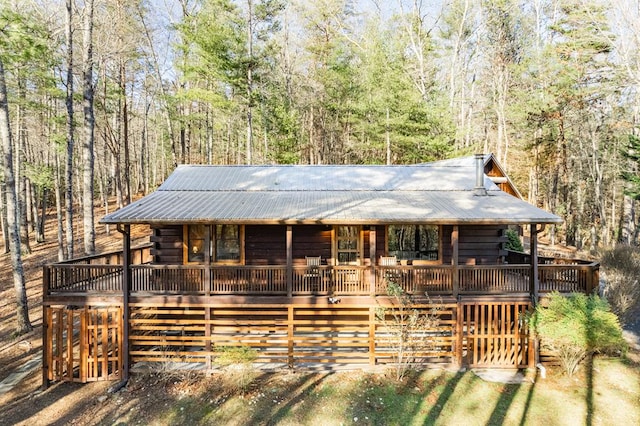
[2,0,640,269]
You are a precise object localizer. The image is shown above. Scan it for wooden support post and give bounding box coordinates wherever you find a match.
[455,303,463,368]
[80,307,87,382]
[369,307,376,365]
[205,307,212,370]
[42,266,50,390]
[369,226,376,296]
[66,309,73,381]
[286,226,293,298]
[119,224,131,381]
[41,303,50,389]
[287,306,294,368]
[452,226,459,298]
[530,224,539,305]
[204,226,211,295]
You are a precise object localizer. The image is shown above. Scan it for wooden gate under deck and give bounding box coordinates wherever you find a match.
[44,306,122,383]
[461,301,532,368]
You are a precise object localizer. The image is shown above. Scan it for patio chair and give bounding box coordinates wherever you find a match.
[304,256,322,292]
[380,256,400,283]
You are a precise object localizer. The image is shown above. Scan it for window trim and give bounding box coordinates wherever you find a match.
[332,225,363,265]
[385,224,442,265]
[183,224,245,265]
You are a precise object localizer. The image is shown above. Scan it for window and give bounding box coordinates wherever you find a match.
[185,224,242,264]
[214,224,240,262]
[336,225,360,265]
[186,224,206,263]
[387,225,440,261]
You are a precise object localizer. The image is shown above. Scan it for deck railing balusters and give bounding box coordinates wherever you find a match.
[44,261,599,297]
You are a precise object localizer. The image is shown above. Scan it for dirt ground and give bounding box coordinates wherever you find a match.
[0,207,150,426]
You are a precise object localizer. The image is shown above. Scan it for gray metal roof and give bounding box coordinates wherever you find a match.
[101,162,562,225]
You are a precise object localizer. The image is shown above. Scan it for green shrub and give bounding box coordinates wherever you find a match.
[529,292,626,377]
[505,229,524,252]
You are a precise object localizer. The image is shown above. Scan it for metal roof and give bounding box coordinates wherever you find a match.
[101,162,562,225]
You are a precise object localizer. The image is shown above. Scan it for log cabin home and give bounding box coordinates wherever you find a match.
[42,154,599,385]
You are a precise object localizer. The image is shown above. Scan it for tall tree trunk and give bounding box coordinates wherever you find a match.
[246,0,254,165]
[0,57,32,334]
[1,182,9,253]
[82,0,96,255]
[16,80,31,254]
[64,0,75,259]
[54,149,64,261]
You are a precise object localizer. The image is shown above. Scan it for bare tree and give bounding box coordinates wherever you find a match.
[0,56,32,334]
[82,0,96,255]
[64,0,75,259]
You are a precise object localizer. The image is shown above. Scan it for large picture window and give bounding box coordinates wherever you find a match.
[387,225,440,261]
[185,224,242,264]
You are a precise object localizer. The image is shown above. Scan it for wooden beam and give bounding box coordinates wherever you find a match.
[286,226,292,298]
[41,304,50,389]
[369,226,376,296]
[204,225,211,295]
[452,226,459,298]
[530,224,540,305]
[120,224,131,381]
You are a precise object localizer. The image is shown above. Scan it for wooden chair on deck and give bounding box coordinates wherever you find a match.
[304,256,322,292]
[380,256,400,283]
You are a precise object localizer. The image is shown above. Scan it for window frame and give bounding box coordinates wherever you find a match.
[385,224,442,264]
[332,225,363,265]
[183,224,244,265]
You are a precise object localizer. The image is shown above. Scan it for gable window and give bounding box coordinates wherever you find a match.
[185,224,243,264]
[387,225,440,262]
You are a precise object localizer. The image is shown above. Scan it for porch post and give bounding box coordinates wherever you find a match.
[286,226,292,297]
[452,225,459,298]
[204,225,211,295]
[42,267,50,390]
[530,223,539,305]
[119,224,131,382]
[369,226,376,296]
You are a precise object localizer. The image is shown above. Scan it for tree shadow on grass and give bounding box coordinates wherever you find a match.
[518,369,538,426]
[423,370,465,423]
[264,372,330,425]
[486,377,522,425]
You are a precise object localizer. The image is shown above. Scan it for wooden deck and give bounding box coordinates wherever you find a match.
[43,258,599,301]
[41,246,599,383]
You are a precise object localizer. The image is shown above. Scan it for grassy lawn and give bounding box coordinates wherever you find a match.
[90,353,639,426]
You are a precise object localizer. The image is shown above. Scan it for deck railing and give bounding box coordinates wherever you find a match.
[44,261,599,297]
